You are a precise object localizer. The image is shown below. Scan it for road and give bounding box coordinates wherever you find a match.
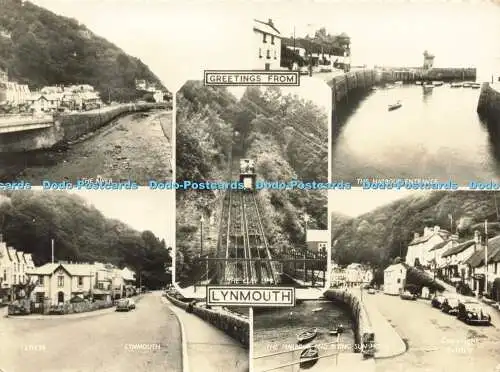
[0,109,172,184]
[166,300,249,372]
[0,292,182,372]
[366,293,500,372]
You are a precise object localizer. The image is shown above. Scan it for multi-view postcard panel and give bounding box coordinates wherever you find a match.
[174,79,330,295]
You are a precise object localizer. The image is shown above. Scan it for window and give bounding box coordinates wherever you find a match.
[78,277,83,287]
[3,270,6,281]
[36,292,44,303]
[57,276,64,287]
[262,33,267,43]
[98,282,104,290]
[259,48,262,58]
[13,275,16,284]
[271,35,274,45]
[38,276,44,286]
[397,278,401,283]
[274,50,277,60]
[266,49,271,59]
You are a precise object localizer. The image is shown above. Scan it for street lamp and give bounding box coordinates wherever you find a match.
[303,214,310,282]
[200,216,205,256]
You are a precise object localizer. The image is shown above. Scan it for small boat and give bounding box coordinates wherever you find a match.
[385,84,395,89]
[463,82,472,88]
[432,81,443,86]
[388,101,402,111]
[471,83,481,89]
[297,328,318,344]
[300,346,319,366]
[329,324,344,335]
[423,83,434,88]
[415,81,422,85]
[450,82,462,88]
[312,307,323,312]
[394,81,403,85]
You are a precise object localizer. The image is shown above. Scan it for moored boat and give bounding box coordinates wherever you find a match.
[471,83,481,89]
[388,101,402,111]
[415,81,422,85]
[423,82,434,88]
[300,346,319,366]
[463,82,472,88]
[297,328,318,344]
[450,82,462,88]
[312,307,323,312]
[394,81,403,85]
[432,81,443,86]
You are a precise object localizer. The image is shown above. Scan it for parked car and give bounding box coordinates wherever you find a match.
[116,298,135,312]
[431,294,445,308]
[299,66,309,75]
[400,290,417,300]
[457,300,491,325]
[367,288,376,294]
[441,296,460,315]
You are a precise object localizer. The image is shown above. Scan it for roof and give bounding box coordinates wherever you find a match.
[306,229,328,242]
[384,262,409,272]
[464,248,485,268]
[28,263,96,276]
[28,263,62,275]
[428,240,451,252]
[441,240,475,258]
[486,235,500,263]
[253,19,281,38]
[7,248,19,262]
[408,229,450,246]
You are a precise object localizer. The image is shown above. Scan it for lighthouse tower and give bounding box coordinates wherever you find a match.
[423,50,435,70]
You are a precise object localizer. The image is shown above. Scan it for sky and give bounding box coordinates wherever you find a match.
[32,0,500,90]
[68,189,175,246]
[329,189,421,217]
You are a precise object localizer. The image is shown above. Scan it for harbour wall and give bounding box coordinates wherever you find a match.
[329,70,377,102]
[165,293,250,348]
[0,102,166,152]
[323,289,373,352]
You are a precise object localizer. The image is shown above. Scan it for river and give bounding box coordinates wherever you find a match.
[253,300,355,372]
[331,84,499,185]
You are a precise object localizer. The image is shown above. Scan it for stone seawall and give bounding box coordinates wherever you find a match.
[323,289,373,352]
[330,70,377,102]
[165,294,250,348]
[0,103,166,152]
[477,83,500,136]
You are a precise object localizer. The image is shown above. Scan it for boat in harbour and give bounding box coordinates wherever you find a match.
[312,308,323,313]
[297,328,318,344]
[300,346,319,367]
[463,82,472,88]
[415,81,422,85]
[471,83,481,89]
[394,81,403,85]
[388,101,402,111]
[450,82,462,88]
[432,81,443,86]
[329,324,345,336]
[423,82,434,88]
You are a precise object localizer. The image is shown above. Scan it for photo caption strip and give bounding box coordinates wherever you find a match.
[204,70,300,86]
[207,286,295,307]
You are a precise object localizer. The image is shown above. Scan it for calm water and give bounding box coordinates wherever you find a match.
[331,85,499,184]
[253,300,355,357]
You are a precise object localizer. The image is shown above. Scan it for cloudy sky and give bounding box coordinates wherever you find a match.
[329,189,420,217]
[32,0,500,89]
[69,189,175,246]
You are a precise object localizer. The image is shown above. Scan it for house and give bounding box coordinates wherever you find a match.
[306,229,328,253]
[345,263,363,286]
[40,86,63,95]
[153,90,164,103]
[330,263,345,287]
[135,79,147,90]
[384,263,408,295]
[285,45,306,58]
[121,267,137,296]
[441,233,479,281]
[405,226,451,267]
[253,18,282,70]
[362,269,374,284]
[26,93,62,112]
[465,234,500,296]
[5,82,31,105]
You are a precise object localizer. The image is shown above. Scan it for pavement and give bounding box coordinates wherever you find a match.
[371,292,500,372]
[0,291,182,372]
[352,288,407,359]
[164,297,249,372]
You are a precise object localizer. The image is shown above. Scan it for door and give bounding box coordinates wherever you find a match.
[57,291,64,304]
[265,63,270,71]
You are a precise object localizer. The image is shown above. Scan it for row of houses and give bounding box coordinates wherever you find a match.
[253,19,351,71]
[405,224,500,295]
[0,236,138,306]
[330,262,374,287]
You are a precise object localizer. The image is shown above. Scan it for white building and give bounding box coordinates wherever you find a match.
[306,229,328,253]
[285,45,306,58]
[0,237,36,300]
[345,263,363,286]
[405,226,451,267]
[153,90,164,103]
[384,263,408,295]
[5,82,31,105]
[253,19,282,70]
[441,236,478,280]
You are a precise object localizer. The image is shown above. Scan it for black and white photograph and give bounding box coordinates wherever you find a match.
[329,189,500,372]
[324,1,500,184]
[0,189,176,372]
[0,0,172,184]
[175,79,329,292]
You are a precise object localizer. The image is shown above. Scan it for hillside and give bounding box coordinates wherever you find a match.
[0,0,166,102]
[175,82,328,284]
[331,191,500,268]
[0,191,171,289]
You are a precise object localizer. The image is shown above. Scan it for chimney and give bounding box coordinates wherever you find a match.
[451,234,459,242]
[414,232,419,240]
[434,225,440,233]
[268,18,274,27]
[474,230,480,244]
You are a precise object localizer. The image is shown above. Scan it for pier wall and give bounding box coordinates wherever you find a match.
[323,289,373,351]
[165,293,250,348]
[477,83,500,135]
[0,103,165,152]
[330,70,377,102]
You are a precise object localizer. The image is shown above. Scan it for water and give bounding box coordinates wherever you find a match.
[253,300,355,358]
[331,84,499,185]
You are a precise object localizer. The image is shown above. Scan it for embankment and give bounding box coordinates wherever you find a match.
[477,83,500,136]
[165,293,249,348]
[0,103,166,152]
[323,289,373,352]
[329,70,377,103]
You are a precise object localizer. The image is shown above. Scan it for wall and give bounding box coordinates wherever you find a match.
[165,293,250,348]
[0,103,165,152]
[477,83,500,137]
[323,288,373,352]
[330,70,377,103]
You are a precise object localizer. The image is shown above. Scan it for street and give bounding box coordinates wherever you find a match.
[0,292,182,372]
[365,292,500,372]
[0,109,172,183]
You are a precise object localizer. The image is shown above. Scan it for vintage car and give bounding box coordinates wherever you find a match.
[115,298,136,312]
[457,300,491,325]
[441,295,460,315]
[431,294,445,308]
[400,290,417,300]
